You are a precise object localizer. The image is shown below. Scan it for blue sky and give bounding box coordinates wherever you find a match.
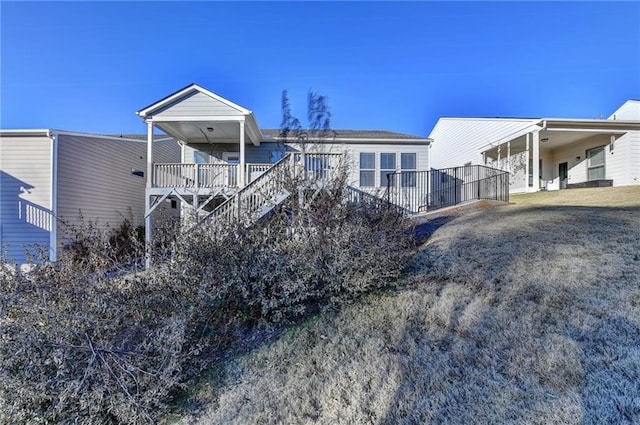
[1,1,639,136]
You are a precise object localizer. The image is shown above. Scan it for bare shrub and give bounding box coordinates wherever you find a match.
[1,173,415,423]
[0,217,192,424]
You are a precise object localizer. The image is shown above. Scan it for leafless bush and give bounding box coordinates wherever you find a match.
[0,173,415,423]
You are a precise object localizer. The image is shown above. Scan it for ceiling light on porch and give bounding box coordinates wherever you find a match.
[206,127,214,132]
[541,138,549,143]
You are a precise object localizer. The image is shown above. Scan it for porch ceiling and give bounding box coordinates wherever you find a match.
[156,121,252,144]
[483,129,628,160]
[537,130,610,149]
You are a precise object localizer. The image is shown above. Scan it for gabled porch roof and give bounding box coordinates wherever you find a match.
[136,83,261,146]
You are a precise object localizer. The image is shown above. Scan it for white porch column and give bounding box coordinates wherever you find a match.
[507,141,511,173]
[145,121,153,268]
[532,131,540,192]
[525,133,530,192]
[239,120,246,187]
[497,144,501,167]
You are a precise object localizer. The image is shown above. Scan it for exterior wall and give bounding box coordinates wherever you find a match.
[428,118,536,169]
[617,130,640,185]
[0,134,53,263]
[56,135,180,248]
[183,142,278,165]
[337,143,428,189]
[153,91,244,118]
[184,140,429,190]
[546,134,623,190]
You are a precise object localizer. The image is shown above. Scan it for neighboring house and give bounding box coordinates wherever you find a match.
[0,130,180,264]
[136,83,432,248]
[428,100,640,193]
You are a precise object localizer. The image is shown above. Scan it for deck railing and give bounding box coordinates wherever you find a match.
[153,163,273,188]
[205,154,294,224]
[385,165,509,213]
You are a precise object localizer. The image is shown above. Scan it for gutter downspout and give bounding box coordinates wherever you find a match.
[49,131,58,262]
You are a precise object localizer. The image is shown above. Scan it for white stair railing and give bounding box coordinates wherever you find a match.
[204,153,294,225]
[203,152,348,227]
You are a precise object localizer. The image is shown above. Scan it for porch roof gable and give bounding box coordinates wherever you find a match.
[136,83,262,145]
[136,83,251,119]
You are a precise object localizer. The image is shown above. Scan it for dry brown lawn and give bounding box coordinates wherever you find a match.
[510,185,640,207]
[175,200,640,424]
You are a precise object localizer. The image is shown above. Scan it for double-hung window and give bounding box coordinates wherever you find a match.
[400,153,417,187]
[359,152,375,187]
[380,153,396,188]
[586,146,605,181]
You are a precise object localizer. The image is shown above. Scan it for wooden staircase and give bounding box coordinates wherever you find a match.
[202,152,346,227]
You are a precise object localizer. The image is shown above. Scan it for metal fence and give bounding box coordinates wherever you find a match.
[385,165,509,214]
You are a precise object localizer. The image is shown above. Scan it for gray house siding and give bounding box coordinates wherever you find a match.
[153,91,244,118]
[56,135,180,248]
[0,131,181,264]
[0,134,53,263]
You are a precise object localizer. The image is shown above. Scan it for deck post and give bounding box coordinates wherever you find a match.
[145,121,153,268]
[239,121,246,187]
[532,131,540,192]
[525,133,530,192]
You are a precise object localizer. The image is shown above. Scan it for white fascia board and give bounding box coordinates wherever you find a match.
[267,136,431,145]
[434,117,542,123]
[543,119,640,130]
[245,113,262,146]
[332,137,431,144]
[543,128,632,134]
[0,129,52,137]
[147,115,246,123]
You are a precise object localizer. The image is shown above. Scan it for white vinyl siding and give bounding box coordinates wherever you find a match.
[56,135,180,246]
[428,118,537,170]
[153,91,244,118]
[0,134,52,263]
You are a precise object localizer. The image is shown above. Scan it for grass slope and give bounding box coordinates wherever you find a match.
[176,196,640,424]
[510,185,640,207]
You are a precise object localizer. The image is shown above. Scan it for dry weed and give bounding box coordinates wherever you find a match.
[182,204,640,425]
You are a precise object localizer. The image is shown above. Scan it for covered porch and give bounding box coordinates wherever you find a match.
[481,119,638,193]
[136,84,266,255]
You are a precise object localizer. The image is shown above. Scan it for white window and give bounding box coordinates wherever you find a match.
[401,153,417,187]
[360,153,375,187]
[380,153,396,188]
[587,146,605,181]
